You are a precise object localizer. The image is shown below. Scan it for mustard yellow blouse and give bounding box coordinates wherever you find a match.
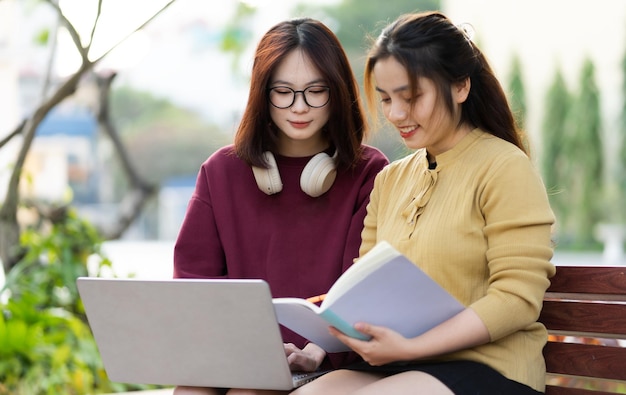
[360,129,555,391]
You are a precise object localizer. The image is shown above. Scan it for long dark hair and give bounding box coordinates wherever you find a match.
[364,11,527,154]
[234,18,367,169]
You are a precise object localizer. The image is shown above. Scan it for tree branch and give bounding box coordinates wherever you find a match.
[1,0,178,272]
[92,0,177,64]
[88,0,104,49]
[45,0,90,61]
[0,120,25,150]
[94,71,157,239]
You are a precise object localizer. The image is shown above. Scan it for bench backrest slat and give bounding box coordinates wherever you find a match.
[544,385,624,395]
[540,301,626,336]
[543,342,626,380]
[546,267,626,294]
[540,266,626,395]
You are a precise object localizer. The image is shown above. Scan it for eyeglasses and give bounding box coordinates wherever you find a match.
[268,85,330,109]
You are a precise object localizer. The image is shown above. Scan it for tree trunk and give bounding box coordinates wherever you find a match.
[1,65,90,273]
[0,0,177,273]
[93,72,156,239]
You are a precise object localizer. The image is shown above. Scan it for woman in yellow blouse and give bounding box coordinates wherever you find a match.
[293,11,555,395]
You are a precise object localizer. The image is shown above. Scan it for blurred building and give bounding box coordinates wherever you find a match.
[25,103,99,203]
[158,176,196,240]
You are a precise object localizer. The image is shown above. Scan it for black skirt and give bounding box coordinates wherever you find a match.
[345,360,543,394]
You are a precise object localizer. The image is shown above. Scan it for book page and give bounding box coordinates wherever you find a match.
[272,241,465,350]
[323,255,465,341]
[272,298,349,352]
[323,241,401,306]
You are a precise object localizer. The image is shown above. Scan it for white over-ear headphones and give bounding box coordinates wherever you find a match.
[252,151,337,197]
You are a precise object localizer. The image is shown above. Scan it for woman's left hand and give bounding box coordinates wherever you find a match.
[329,322,412,366]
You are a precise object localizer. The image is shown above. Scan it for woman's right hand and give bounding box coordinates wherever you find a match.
[284,342,326,372]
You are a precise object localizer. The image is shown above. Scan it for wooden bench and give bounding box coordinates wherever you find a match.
[102,266,626,395]
[539,265,626,395]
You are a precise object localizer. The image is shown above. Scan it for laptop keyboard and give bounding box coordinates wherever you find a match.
[292,370,329,387]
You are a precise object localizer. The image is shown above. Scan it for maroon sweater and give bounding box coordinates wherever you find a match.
[174,144,388,368]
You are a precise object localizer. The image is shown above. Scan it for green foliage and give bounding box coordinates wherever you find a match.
[296,0,440,55]
[110,86,232,192]
[219,2,255,74]
[220,2,255,53]
[33,29,49,46]
[568,59,603,245]
[541,68,571,240]
[618,30,626,223]
[0,296,107,395]
[506,54,527,130]
[541,59,609,250]
[3,209,109,318]
[555,58,604,248]
[108,88,175,135]
[0,208,161,394]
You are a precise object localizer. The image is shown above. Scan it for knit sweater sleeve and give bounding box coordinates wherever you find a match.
[359,164,385,257]
[343,147,389,271]
[173,149,229,279]
[470,151,555,341]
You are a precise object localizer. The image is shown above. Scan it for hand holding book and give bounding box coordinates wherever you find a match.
[272,241,465,353]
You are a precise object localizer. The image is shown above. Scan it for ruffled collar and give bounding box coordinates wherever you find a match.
[401,155,438,225]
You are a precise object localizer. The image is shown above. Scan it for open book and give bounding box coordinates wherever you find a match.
[272,241,465,352]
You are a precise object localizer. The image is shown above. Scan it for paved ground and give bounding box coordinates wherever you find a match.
[0,240,621,288]
[95,240,624,281]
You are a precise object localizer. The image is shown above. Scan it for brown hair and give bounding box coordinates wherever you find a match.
[364,11,527,154]
[234,18,367,169]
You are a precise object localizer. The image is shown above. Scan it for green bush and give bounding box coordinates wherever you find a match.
[4,209,108,318]
[0,295,107,394]
[0,208,160,394]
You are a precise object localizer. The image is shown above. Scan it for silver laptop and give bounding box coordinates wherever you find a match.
[76,277,328,390]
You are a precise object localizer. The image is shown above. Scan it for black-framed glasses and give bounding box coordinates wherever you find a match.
[268,85,330,109]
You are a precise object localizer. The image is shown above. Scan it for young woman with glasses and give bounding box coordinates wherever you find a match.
[173,17,388,395]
